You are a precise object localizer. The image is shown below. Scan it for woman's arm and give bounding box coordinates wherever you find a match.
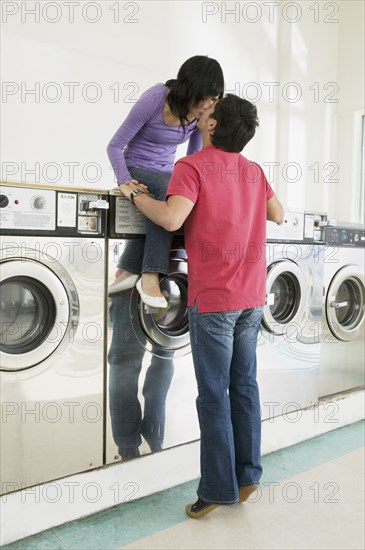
[107,86,163,184]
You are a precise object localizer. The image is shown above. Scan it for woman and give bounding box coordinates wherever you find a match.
[107,55,224,307]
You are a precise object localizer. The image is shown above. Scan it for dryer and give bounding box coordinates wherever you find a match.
[319,223,365,396]
[105,193,199,464]
[0,183,108,495]
[258,211,326,420]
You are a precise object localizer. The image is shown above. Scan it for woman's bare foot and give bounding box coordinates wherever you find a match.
[136,273,168,309]
[108,269,139,295]
[114,268,134,282]
[141,272,163,297]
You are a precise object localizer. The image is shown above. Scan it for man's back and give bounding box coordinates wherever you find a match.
[167,144,274,312]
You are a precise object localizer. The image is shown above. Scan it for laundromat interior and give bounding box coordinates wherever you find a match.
[0,1,364,549]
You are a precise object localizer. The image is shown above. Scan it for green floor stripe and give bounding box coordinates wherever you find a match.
[2,421,364,550]
[261,420,365,485]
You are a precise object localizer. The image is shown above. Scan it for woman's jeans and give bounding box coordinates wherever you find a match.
[118,167,173,275]
[108,294,174,453]
[188,304,263,504]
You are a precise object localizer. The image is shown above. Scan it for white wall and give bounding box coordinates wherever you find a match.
[1,0,279,189]
[332,0,365,223]
[276,4,339,213]
[2,1,362,221]
[2,1,363,221]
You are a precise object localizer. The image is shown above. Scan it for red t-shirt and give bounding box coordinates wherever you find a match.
[167,145,274,313]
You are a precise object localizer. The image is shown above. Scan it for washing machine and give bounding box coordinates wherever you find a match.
[319,222,365,396]
[257,211,326,420]
[0,183,108,495]
[105,192,199,464]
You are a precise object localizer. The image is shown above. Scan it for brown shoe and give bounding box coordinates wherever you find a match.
[185,498,219,519]
[239,484,258,502]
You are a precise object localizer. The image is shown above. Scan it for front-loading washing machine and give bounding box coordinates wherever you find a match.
[319,222,365,396]
[0,182,108,495]
[258,211,326,420]
[105,192,199,464]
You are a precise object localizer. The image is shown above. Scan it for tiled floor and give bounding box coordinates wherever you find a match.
[2,421,364,550]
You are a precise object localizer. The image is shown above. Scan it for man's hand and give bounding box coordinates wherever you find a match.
[114,180,149,200]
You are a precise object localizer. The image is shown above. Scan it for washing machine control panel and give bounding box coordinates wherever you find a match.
[267,211,327,243]
[267,210,304,242]
[0,184,108,236]
[112,194,147,235]
[0,185,57,231]
[107,192,184,238]
[325,225,365,247]
[77,193,109,234]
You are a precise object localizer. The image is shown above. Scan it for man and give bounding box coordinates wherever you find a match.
[119,94,284,518]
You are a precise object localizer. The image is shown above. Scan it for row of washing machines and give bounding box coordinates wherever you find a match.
[0,182,364,495]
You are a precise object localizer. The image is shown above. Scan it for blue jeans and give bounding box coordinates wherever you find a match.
[118,167,173,275]
[188,304,263,504]
[108,294,174,453]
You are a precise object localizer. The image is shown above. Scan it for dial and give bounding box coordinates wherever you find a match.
[0,194,9,208]
[31,195,46,211]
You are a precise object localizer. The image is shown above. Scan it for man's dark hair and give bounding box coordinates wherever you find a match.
[210,94,259,152]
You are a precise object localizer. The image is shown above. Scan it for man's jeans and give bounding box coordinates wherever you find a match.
[108,294,174,453]
[188,304,263,504]
[118,166,173,275]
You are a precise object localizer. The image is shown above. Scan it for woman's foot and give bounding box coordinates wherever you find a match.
[136,273,168,308]
[108,270,139,295]
[141,273,164,297]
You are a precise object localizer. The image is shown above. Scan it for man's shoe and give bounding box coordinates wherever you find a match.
[119,447,140,461]
[108,274,139,295]
[136,278,168,309]
[185,498,219,519]
[239,484,258,502]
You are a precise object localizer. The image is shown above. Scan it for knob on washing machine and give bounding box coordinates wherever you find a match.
[0,194,9,208]
[31,195,46,210]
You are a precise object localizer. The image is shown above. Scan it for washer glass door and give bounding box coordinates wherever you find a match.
[130,250,190,358]
[262,260,307,336]
[0,259,78,370]
[1,276,56,353]
[326,266,365,341]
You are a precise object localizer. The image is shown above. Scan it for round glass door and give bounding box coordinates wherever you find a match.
[0,259,79,371]
[1,277,56,354]
[262,260,307,336]
[130,252,190,358]
[326,266,365,341]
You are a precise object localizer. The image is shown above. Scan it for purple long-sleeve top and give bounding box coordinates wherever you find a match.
[107,83,202,184]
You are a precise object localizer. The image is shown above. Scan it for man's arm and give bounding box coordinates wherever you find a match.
[120,183,194,231]
[267,195,284,224]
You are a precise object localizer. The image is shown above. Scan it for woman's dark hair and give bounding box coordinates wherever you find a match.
[165,55,224,127]
[210,94,259,152]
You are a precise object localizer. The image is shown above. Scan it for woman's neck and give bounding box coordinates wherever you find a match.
[163,102,195,127]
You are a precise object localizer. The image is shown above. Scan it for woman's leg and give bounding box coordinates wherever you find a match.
[141,354,174,452]
[108,295,145,457]
[128,167,173,303]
